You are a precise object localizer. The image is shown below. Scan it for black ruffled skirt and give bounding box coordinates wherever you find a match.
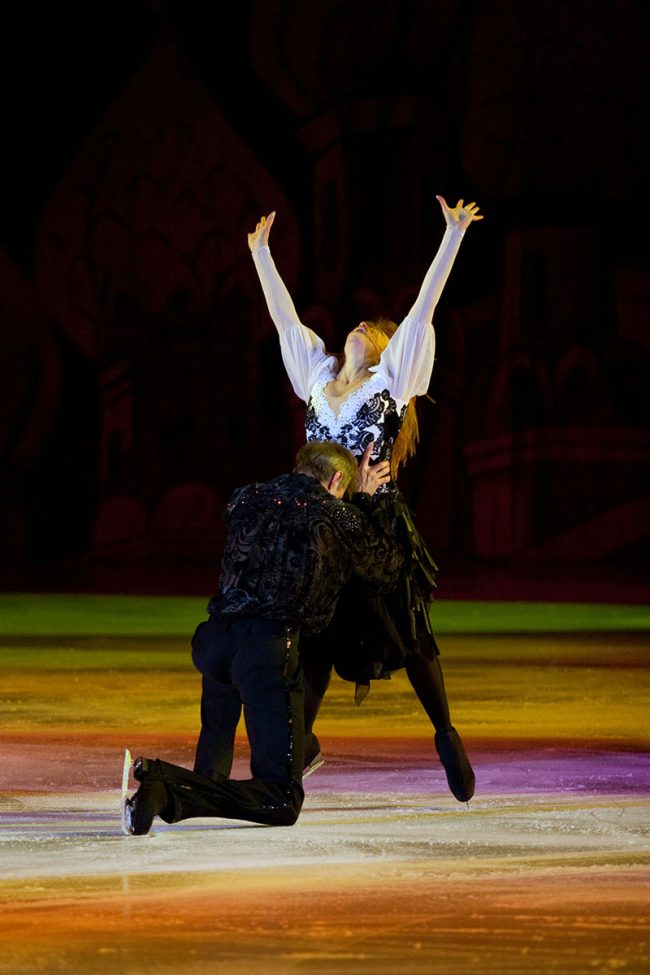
[302,490,440,691]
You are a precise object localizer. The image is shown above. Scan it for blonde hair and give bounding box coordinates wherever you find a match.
[365,319,421,477]
[294,440,358,492]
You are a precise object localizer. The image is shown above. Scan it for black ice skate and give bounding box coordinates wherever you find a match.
[434,727,476,803]
[120,749,166,835]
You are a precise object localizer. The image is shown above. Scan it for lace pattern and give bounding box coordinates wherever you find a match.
[306,376,408,470]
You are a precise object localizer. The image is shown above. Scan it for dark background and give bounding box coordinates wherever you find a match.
[1,0,648,600]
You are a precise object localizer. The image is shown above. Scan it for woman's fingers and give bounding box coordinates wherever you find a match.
[251,211,276,233]
[247,212,277,251]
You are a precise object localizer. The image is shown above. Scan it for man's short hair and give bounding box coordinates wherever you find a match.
[294,440,358,493]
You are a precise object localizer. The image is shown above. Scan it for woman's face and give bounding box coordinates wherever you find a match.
[344,322,385,362]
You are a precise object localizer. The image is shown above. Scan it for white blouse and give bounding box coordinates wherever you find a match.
[252,225,467,463]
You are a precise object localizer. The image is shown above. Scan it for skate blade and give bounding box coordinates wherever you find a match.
[302,753,325,779]
[120,748,133,835]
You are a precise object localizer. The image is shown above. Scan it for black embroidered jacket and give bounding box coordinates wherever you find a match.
[208,473,403,634]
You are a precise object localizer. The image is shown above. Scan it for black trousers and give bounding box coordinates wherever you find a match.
[151,616,305,827]
[149,758,304,828]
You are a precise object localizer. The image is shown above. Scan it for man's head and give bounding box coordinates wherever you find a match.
[294,441,358,499]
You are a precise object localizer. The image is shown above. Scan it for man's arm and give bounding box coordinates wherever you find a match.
[354,440,391,495]
[349,496,404,595]
[342,440,402,592]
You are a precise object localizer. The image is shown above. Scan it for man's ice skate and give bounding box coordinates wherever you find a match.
[303,751,325,779]
[302,731,325,779]
[120,750,170,835]
[120,748,134,835]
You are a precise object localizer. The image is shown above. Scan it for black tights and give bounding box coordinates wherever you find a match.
[404,653,452,733]
[303,651,453,762]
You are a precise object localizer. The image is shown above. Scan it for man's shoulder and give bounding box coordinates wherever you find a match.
[321,497,367,536]
[226,474,368,534]
[227,473,320,511]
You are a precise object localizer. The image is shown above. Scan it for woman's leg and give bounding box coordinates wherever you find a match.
[405,652,475,802]
[404,653,452,732]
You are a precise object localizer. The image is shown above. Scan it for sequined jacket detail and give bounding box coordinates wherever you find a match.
[209,473,403,634]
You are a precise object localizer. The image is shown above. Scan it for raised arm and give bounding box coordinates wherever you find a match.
[248,212,301,334]
[377,196,483,400]
[407,197,483,324]
[248,211,334,401]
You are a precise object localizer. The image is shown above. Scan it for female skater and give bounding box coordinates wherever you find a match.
[247,196,483,802]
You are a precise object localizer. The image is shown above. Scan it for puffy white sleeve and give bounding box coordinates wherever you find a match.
[372,317,436,400]
[252,245,335,402]
[279,327,335,402]
[373,226,466,400]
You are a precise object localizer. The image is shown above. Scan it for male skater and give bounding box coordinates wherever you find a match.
[123,440,402,834]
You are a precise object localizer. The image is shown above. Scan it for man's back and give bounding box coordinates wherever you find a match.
[210,472,368,632]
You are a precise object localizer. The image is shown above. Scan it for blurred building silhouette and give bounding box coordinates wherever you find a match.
[1,0,648,592]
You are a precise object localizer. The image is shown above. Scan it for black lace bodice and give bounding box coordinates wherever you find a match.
[305,376,408,482]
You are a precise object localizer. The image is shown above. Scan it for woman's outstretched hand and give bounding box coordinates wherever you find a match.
[247,211,276,253]
[436,196,483,232]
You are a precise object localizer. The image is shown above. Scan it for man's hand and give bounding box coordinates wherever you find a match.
[356,441,391,496]
[436,196,483,232]
[247,211,276,253]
